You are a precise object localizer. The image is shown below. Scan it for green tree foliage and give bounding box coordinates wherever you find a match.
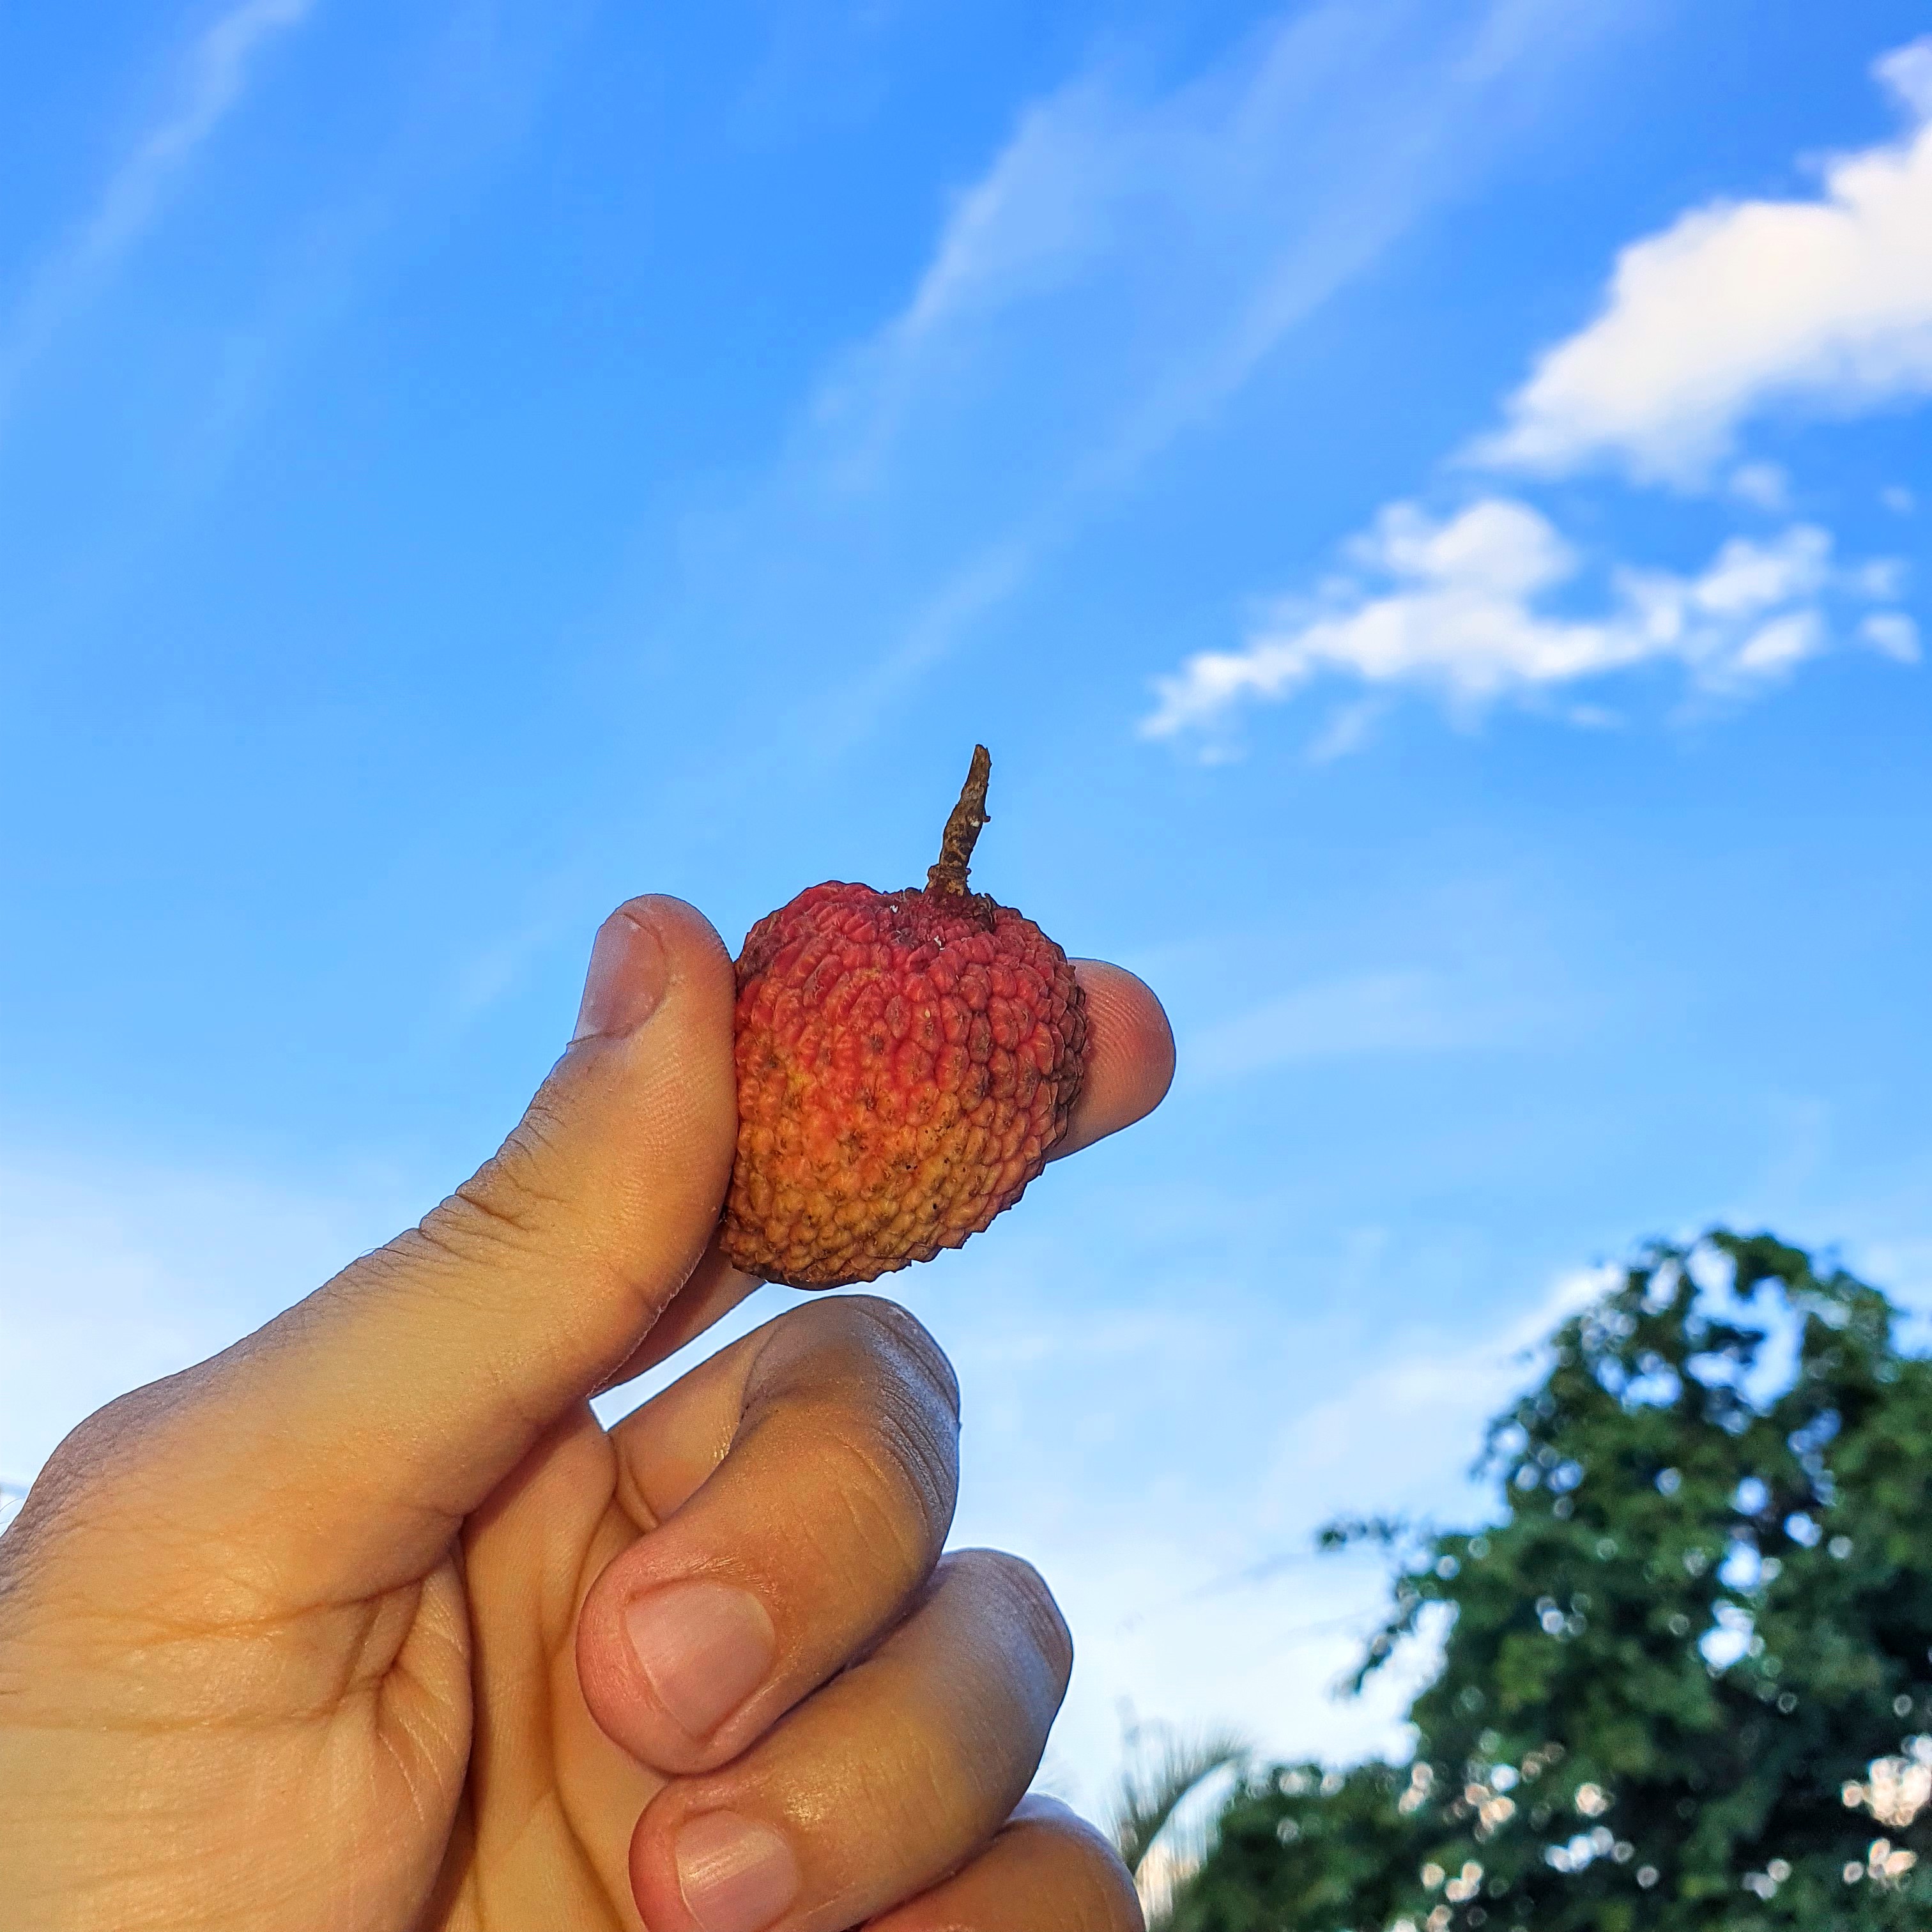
[1172,1233,1932,1929]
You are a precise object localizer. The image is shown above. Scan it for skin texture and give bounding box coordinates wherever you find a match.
[0,895,1175,1932]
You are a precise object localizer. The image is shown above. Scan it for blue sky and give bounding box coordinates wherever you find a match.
[5,0,1932,1813]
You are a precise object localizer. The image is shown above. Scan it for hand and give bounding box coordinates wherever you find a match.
[0,896,1173,1931]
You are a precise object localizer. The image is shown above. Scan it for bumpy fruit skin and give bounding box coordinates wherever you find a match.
[719,880,1088,1289]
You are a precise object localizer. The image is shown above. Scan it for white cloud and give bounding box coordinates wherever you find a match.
[826,0,1627,499]
[1728,461,1791,512]
[683,0,1650,740]
[1476,37,1932,484]
[1190,967,1561,1076]
[1142,498,1911,740]
[0,0,317,433]
[1861,610,1923,663]
[1883,484,1918,514]
[1305,697,1388,763]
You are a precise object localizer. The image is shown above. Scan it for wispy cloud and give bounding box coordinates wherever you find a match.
[1728,462,1793,513]
[696,0,1647,736]
[0,0,317,433]
[1190,966,1564,1077]
[1002,1255,1620,1802]
[1142,498,1913,742]
[1264,1264,1614,1505]
[1475,36,1932,486]
[0,0,599,649]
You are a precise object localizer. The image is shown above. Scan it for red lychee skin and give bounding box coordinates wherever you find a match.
[719,880,1088,1289]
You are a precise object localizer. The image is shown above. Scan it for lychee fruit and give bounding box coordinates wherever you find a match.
[719,746,1088,1289]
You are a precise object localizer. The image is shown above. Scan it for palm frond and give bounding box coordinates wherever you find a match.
[1108,1725,1249,1923]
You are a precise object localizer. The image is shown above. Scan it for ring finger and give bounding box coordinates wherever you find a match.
[866,1797,1145,1931]
[629,1548,1074,1932]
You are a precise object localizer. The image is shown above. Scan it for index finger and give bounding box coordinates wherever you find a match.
[603,958,1175,1384]
[1053,960,1175,1161]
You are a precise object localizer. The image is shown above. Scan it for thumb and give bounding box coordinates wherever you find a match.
[185,895,739,1595]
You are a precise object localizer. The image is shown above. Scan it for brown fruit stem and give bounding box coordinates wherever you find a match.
[926,744,992,896]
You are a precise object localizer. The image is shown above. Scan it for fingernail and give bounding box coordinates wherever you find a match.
[625,1581,776,1740]
[574,907,669,1040]
[675,1813,800,1932]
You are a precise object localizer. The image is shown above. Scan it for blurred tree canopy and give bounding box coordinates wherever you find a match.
[1167,1232,1932,1930]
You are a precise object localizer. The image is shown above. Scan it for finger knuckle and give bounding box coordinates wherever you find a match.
[767,1292,952,1400]
[0,1377,201,1607]
[965,1548,1075,1687]
[35,1406,120,1491]
[1013,1805,1147,1932]
[33,1376,176,1500]
[887,1719,1013,1852]
[1073,1844,1148,1932]
[804,1400,954,1583]
[448,1101,576,1248]
[838,1296,962,1421]
[769,1293,960,1436]
[755,1303,962,1561]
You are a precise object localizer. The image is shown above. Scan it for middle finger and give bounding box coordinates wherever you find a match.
[578,1295,961,1776]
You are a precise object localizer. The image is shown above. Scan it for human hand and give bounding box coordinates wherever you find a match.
[0,895,1173,1931]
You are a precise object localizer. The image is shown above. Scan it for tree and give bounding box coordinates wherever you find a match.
[1172,1232,1932,1929]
